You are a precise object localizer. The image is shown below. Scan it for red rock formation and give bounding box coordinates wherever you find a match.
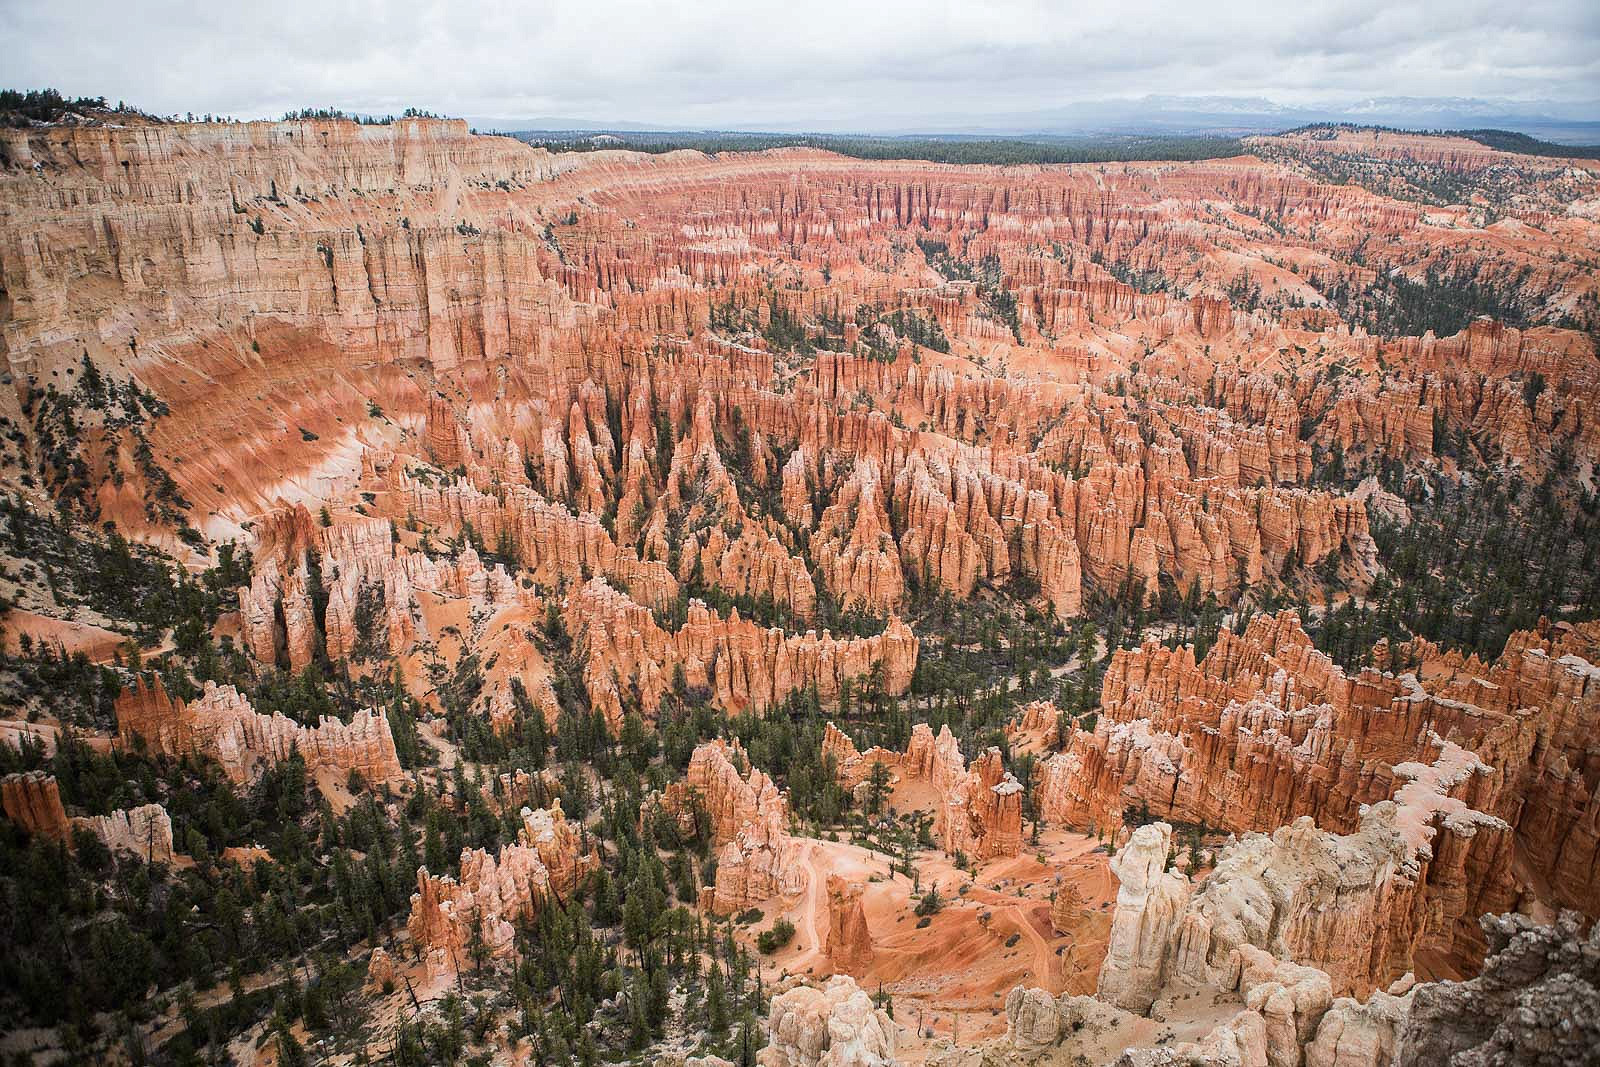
[366,948,396,991]
[810,460,904,613]
[6,106,1600,1067]
[565,578,916,729]
[652,739,805,914]
[1025,610,1600,992]
[824,874,874,970]
[406,802,595,975]
[1006,700,1062,756]
[1,771,70,839]
[5,115,1471,606]
[1046,612,1597,923]
[3,771,178,864]
[656,738,789,844]
[1096,734,1517,1009]
[115,677,402,785]
[823,721,1022,859]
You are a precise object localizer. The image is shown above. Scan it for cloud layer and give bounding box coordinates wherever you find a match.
[5,0,1598,128]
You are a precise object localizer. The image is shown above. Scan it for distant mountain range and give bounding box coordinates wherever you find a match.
[465,95,1600,145]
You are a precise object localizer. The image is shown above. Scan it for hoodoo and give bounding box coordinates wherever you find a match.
[1,72,1596,1067]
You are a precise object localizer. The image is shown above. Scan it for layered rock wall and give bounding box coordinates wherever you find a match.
[114,677,402,784]
[1034,612,1600,924]
[1,770,70,839]
[1096,737,1513,1010]
[566,578,916,729]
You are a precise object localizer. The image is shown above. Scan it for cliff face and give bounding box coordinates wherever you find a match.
[114,677,402,785]
[3,771,176,863]
[1096,735,1513,1009]
[1034,612,1600,925]
[565,578,916,729]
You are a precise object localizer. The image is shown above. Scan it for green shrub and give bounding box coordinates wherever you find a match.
[757,919,796,954]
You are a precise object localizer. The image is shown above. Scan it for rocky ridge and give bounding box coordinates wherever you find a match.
[114,676,403,785]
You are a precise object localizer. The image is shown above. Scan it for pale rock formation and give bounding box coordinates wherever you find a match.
[1097,754,1511,1013]
[75,804,176,864]
[761,975,897,1067]
[1304,989,1409,1067]
[1003,986,1064,1050]
[1098,823,1192,1012]
[996,963,1413,1067]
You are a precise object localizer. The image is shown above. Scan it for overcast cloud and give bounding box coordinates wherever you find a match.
[4,0,1598,129]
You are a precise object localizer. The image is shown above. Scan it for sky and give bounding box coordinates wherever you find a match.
[5,0,1598,131]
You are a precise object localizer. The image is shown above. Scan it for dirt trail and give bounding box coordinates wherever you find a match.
[792,841,828,973]
[1002,902,1054,988]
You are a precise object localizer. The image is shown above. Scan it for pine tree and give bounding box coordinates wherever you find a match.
[276,1025,308,1067]
[707,963,729,1033]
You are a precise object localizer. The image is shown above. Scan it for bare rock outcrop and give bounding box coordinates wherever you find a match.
[1036,610,1595,959]
[366,947,396,991]
[567,578,916,729]
[653,739,805,914]
[823,722,1023,859]
[1097,823,1192,1012]
[825,875,874,970]
[1098,738,1513,1012]
[4,771,177,863]
[761,975,896,1067]
[115,677,402,785]
[1,770,70,839]
[406,802,595,975]
[1394,910,1600,1067]
[75,804,176,864]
